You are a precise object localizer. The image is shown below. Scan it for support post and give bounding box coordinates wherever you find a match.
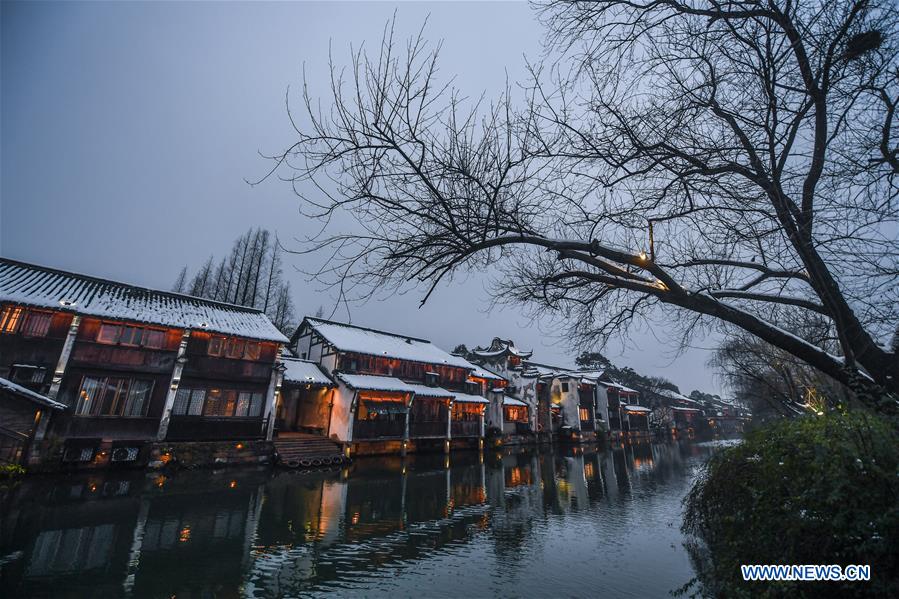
[36,314,81,443]
[263,345,285,441]
[156,329,191,441]
[402,393,412,457]
[445,399,452,454]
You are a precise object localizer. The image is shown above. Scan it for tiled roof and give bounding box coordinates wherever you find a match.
[336,373,416,394]
[0,377,66,410]
[0,258,287,343]
[282,357,333,386]
[301,317,471,369]
[503,396,528,407]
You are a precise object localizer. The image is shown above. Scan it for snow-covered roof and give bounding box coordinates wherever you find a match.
[656,388,695,403]
[300,317,471,369]
[0,377,66,410]
[623,404,651,413]
[0,259,288,343]
[281,357,333,386]
[404,383,454,399]
[453,392,489,404]
[336,373,415,394]
[602,381,639,394]
[457,358,507,382]
[672,406,702,413]
[503,396,528,407]
[471,337,533,359]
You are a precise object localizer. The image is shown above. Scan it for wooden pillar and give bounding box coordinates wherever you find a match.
[156,329,191,441]
[347,391,358,443]
[47,314,80,401]
[263,345,285,441]
[479,408,485,450]
[445,399,452,454]
[36,315,81,442]
[402,393,412,457]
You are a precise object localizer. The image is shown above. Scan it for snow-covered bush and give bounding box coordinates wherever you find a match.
[682,412,898,597]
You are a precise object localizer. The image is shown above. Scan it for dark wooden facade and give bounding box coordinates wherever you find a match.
[0,305,283,457]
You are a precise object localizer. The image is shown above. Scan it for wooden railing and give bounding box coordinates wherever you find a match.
[451,421,480,437]
[353,419,405,439]
[64,416,160,440]
[410,421,446,438]
[166,416,265,440]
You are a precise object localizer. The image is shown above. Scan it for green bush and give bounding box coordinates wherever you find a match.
[682,412,899,598]
[0,463,26,479]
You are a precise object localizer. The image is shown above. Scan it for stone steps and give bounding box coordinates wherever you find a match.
[273,436,347,469]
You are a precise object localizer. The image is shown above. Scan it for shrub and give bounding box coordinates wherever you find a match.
[0,463,26,479]
[682,412,899,598]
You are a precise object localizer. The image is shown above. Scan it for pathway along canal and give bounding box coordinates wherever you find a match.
[0,440,729,598]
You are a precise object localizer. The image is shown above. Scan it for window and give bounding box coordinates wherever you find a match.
[579,407,592,421]
[20,311,52,337]
[0,306,23,333]
[123,380,153,416]
[243,342,261,361]
[208,336,225,356]
[119,326,143,346]
[97,323,168,349]
[97,324,121,344]
[10,365,47,385]
[173,388,206,416]
[172,386,264,417]
[74,376,153,417]
[225,339,244,359]
[561,382,569,392]
[143,329,165,349]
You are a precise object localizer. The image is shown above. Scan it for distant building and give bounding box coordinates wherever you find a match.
[288,317,492,455]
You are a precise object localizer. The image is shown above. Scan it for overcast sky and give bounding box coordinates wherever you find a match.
[1,1,724,395]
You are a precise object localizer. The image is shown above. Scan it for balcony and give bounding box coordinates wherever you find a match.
[410,421,446,438]
[451,420,480,437]
[353,419,405,439]
[503,421,532,435]
[165,416,265,440]
[63,416,160,440]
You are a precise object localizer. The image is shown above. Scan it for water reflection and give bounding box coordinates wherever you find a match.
[1,441,721,598]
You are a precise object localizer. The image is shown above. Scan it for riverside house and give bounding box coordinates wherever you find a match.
[288,317,491,456]
[0,258,288,469]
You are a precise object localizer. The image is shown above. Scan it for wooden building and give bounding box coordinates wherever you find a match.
[468,339,541,443]
[0,377,65,465]
[0,258,288,468]
[288,317,490,455]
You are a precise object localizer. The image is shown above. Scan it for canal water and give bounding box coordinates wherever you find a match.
[0,441,723,598]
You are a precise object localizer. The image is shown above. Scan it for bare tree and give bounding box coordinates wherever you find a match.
[177,228,298,335]
[712,321,856,421]
[267,3,899,413]
[172,266,188,293]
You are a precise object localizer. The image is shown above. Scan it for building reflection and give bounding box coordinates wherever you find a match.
[0,440,718,597]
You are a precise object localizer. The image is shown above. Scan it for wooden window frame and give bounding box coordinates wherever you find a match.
[0,306,23,333]
[74,375,154,417]
[20,310,53,338]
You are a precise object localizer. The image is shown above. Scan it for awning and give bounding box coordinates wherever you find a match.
[282,357,334,386]
[672,406,701,413]
[0,377,65,410]
[362,400,407,415]
[337,373,415,394]
[453,392,489,404]
[404,382,454,399]
[503,397,527,407]
[623,404,651,413]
